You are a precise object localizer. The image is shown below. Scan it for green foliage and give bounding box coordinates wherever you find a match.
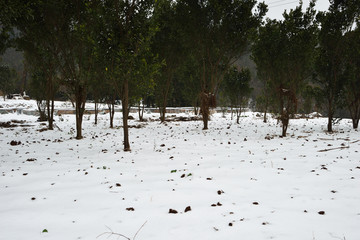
[0,65,16,98]
[252,1,318,135]
[341,26,360,128]
[223,67,252,108]
[314,0,359,131]
[221,67,252,123]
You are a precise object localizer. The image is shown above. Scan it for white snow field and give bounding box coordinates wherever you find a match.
[0,100,359,240]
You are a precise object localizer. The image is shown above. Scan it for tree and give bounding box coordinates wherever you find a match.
[28,69,47,121]
[222,67,252,124]
[95,0,159,151]
[177,0,266,129]
[177,54,201,115]
[252,1,317,136]
[255,79,274,123]
[20,41,59,130]
[314,0,360,132]
[152,0,184,122]
[342,26,360,129]
[10,0,96,136]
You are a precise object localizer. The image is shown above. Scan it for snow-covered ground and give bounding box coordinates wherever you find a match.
[0,99,359,240]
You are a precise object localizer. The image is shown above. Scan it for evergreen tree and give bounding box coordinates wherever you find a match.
[252,1,317,136]
[222,67,252,124]
[178,0,266,129]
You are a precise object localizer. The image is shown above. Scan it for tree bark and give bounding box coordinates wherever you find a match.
[108,100,115,128]
[236,108,241,124]
[352,118,359,129]
[348,99,360,129]
[263,110,267,123]
[46,98,55,130]
[327,100,333,132]
[94,98,98,125]
[37,100,47,121]
[122,78,130,151]
[46,75,55,130]
[200,91,209,130]
[282,119,288,137]
[160,106,166,122]
[280,93,288,137]
[138,103,142,121]
[194,106,198,115]
[75,84,86,140]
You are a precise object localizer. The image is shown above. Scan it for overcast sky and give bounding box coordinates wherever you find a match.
[264,0,330,20]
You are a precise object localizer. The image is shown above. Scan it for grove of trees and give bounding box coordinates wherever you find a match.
[0,0,359,149]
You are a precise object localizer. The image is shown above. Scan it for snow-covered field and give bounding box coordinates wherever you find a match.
[0,99,359,240]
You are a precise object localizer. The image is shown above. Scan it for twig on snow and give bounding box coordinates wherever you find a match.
[97,221,147,240]
[133,221,147,240]
[318,146,349,152]
[96,226,130,240]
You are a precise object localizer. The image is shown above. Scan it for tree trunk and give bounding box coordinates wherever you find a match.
[348,100,360,130]
[263,110,267,123]
[194,106,198,115]
[282,120,288,137]
[200,91,209,130]
[327,97,333,132]
[46,98,54,130]
[280,94,288,137]
[138,101,145,121]
[327,115,333,132]
[141,102,145,120]
[94,98,98,125]
[108,100,115,128]
[138,103,142,121]
[45,75,55,130]
[202,110,209,130]
[236,108,241,124]
[37,100,47,121]
[75,85,86,140]
[122,79,130,151]
[160,106,166,122]
[352,118,359,129]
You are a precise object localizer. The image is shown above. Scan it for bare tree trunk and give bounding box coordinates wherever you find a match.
[122,78,130,151]
[327,115,333,132]
[138,103,142,121]
[108,100,115,128]
[194,106,198,115]
[160,106,166,122]
[46,98,55,130]
[327,99,333,132]
[348,100,360,129]
[200,91,209,130]
[37,100,47,121]
[94,98,98,125]
[263,110,267,123]
[138,100,145,121]
[141,102,145,120]
[236,108,241,124]
[280,94,288,137]
[46,75,55,130]
[75,84,86,140]
[352,118,359,129]
[282,118,288,137]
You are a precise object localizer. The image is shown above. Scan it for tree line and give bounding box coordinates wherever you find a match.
[0,0,359,150]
